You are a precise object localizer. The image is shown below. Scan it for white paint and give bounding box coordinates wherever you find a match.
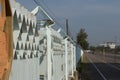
[46,27,52,80]
[71,43,74,77]
[87,57,107,80]
[9,0,83,80]
[65,38,68,80]
[92,54,120,71]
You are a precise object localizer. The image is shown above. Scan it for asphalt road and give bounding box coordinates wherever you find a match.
[84,53,120,80]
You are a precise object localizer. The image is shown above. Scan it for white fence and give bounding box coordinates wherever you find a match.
[9,0,83,80]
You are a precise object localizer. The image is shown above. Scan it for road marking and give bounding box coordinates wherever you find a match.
[107,63,120,71]
[92,54,120,71]
[87,56,107,80]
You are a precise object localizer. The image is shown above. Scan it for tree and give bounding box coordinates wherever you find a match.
[77,28,89,50]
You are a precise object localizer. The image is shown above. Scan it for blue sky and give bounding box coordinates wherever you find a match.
[16,0,120,46]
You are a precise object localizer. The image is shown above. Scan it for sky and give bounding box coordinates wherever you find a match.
[16,0,120,46]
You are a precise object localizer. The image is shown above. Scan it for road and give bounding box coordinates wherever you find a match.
[83,53,120,80]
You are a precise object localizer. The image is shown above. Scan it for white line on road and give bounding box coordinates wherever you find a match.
[107,63,120,71]
[92,54,120,71]
[87,56,108,80]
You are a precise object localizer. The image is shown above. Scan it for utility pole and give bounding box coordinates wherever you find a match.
[66,19,69,36]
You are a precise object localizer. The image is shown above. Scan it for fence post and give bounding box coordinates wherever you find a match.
[65,37,68,80]
[46,27,52,80]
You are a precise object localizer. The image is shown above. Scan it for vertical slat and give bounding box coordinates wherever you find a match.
[1,0,6,17]
[0,0,13,80]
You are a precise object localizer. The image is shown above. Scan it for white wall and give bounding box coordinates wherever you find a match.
[9,0,82,80]
[9,57,39,80]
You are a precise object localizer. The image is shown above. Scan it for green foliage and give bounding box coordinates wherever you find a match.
[76,60,83,73]
[77,28,89,49]
[89,45,120,54]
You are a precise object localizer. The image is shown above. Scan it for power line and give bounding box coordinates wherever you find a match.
[33,0,74,38]
[33,0,65,28]
[33,0,38,5]
[42,1,66,29]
